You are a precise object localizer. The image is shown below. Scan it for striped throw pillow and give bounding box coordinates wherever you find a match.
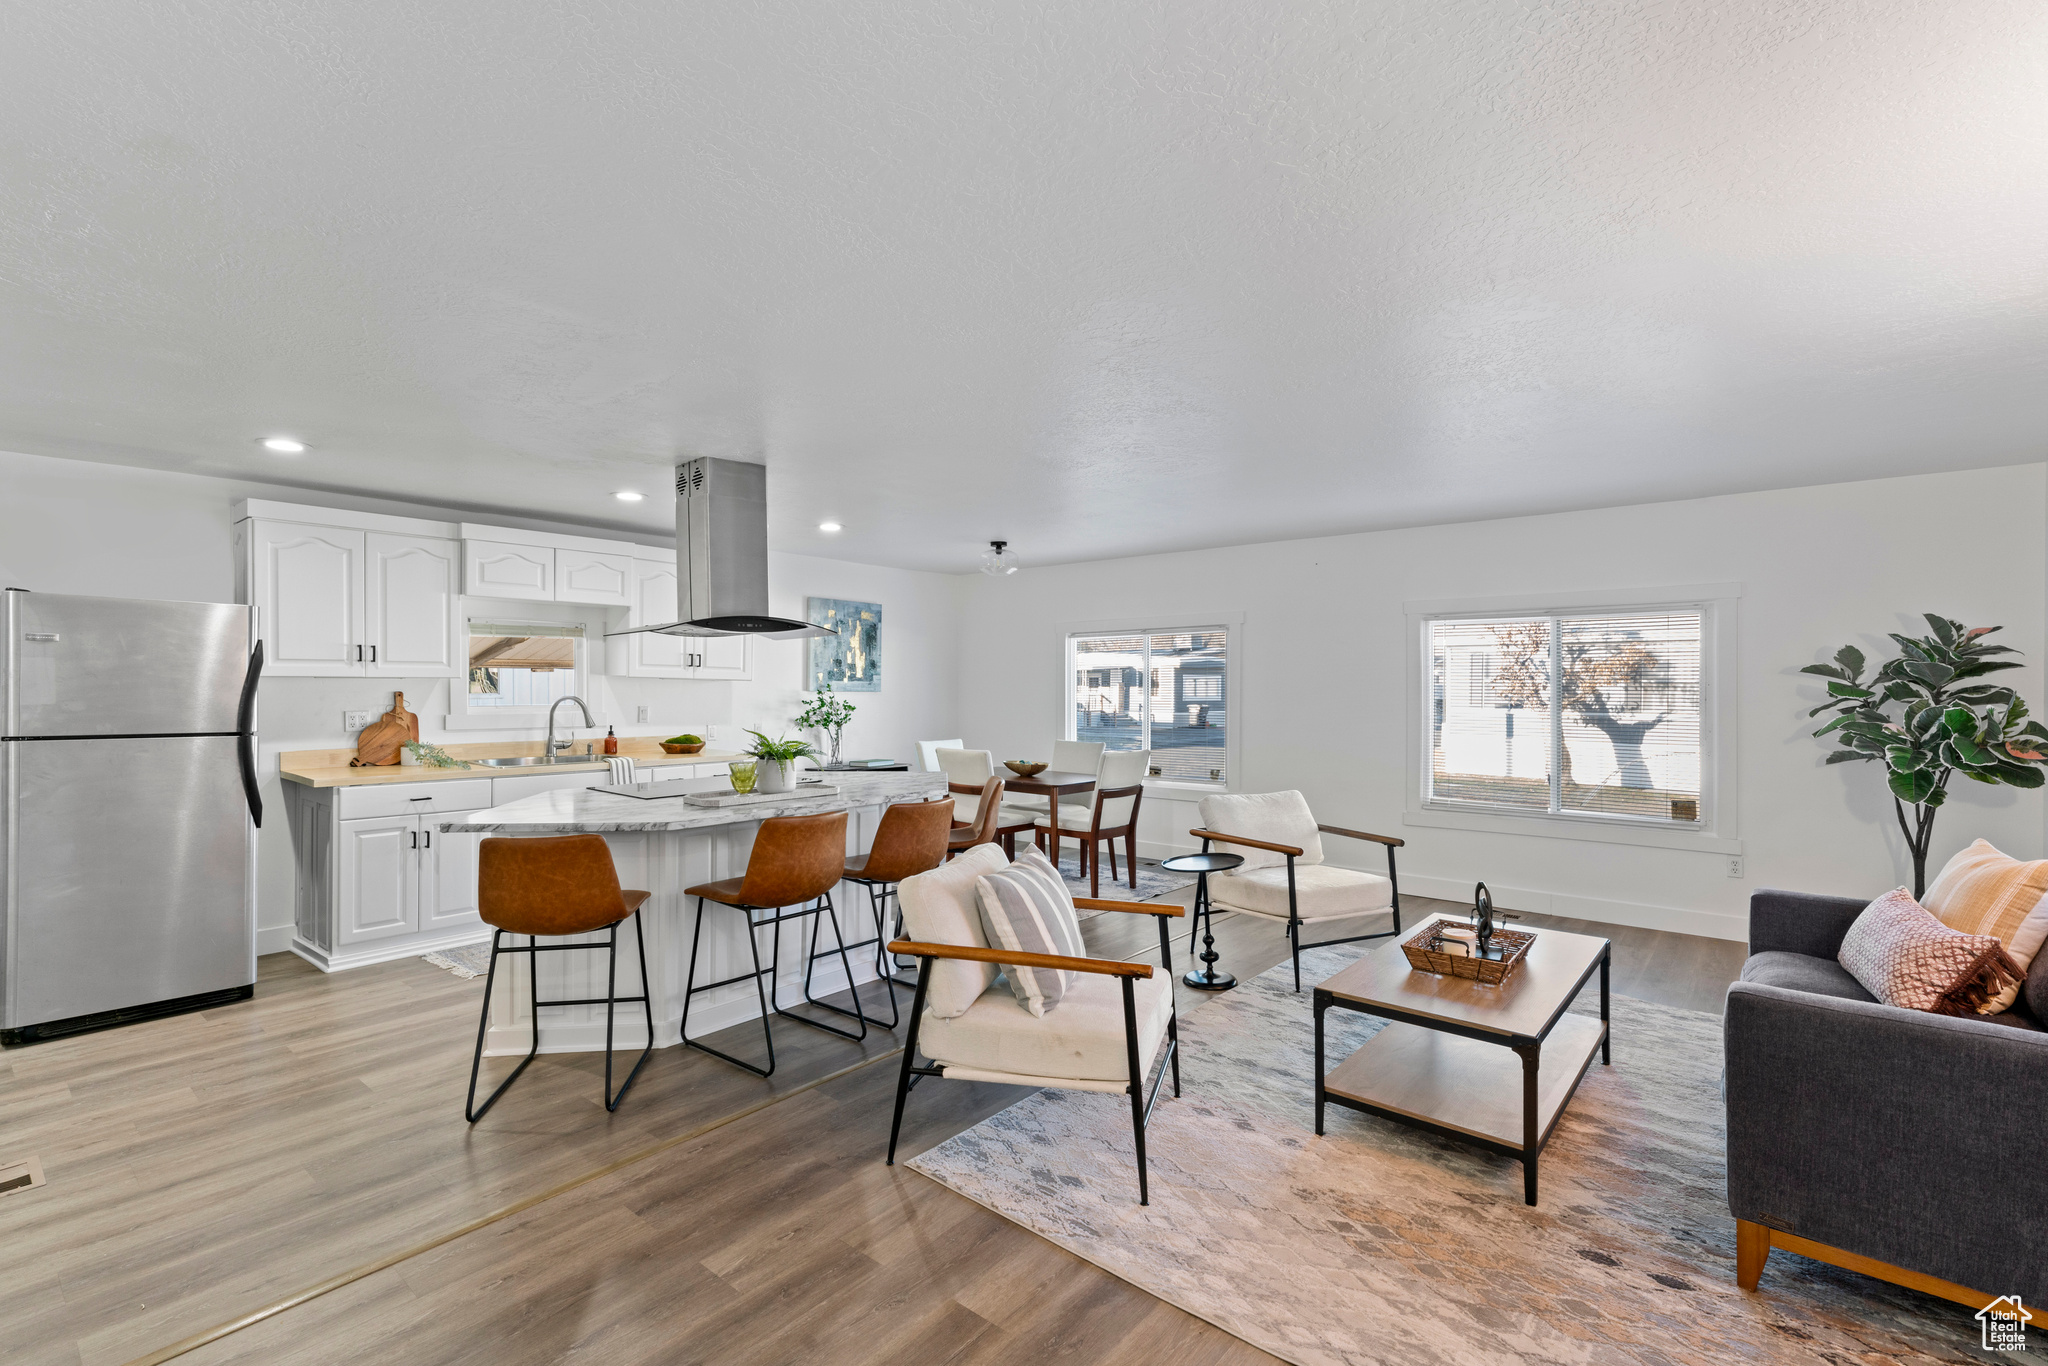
[974,846,1087,1017]
[1922,839,2048,1013]
[1838,887,2024,1016]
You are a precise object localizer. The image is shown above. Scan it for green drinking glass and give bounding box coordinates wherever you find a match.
[728,761,758,794]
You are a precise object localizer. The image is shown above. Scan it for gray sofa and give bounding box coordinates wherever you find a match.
[1725,888,2048,1302]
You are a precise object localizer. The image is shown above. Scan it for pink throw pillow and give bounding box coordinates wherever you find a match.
[1838,888,2024,1017]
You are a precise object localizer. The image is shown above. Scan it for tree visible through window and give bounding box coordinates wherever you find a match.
[1429,612,1703,822]
[1071,628,1229,783]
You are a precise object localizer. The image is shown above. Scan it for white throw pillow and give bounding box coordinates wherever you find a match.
[896,843,1006,1018]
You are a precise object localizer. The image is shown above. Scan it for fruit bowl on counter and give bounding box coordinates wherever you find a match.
[661,734,707,755]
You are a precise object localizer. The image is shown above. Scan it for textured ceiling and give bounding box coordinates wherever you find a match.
[2,2,2045,571]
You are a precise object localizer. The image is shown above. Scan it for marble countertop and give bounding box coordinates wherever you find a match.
[278,741,746,788]
[438,771,948,833]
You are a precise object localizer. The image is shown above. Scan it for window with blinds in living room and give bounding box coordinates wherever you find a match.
[1427,610,1704,824]
[1070,626,1230,784]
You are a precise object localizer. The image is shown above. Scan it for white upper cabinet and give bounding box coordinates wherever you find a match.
[365,534,464,678]
[613,552,688,678]
[555,548,633,606]
[241,521,364,676]
[695,632,750,680]
[464,540,554,601]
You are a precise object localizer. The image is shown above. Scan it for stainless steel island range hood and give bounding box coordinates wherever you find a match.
[607,457,835,641]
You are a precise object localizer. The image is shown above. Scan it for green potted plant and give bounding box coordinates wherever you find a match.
[1802,614,2048,896]
[793,685,857,768]
[743,729,818,794]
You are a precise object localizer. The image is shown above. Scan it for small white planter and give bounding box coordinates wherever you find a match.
[754,759,797,794]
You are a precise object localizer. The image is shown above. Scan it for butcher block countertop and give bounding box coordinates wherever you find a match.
[278,738,747,788]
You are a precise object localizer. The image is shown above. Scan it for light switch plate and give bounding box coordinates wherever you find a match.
[343,710,375,731]
[637,705,650,723]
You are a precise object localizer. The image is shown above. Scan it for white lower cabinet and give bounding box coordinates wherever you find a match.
[287,778,496,971]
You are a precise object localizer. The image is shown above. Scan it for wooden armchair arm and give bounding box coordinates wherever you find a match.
[886,940,1153,979]
[1317,823,1404,848]
[1188,828,1303,857]
[1073,897,1184,918]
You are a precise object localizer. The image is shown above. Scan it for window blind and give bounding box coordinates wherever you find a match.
[1428,610,1703,824]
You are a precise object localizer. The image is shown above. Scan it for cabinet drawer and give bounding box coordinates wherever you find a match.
[337,779,496,820]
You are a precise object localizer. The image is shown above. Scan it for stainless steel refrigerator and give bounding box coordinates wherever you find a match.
[2,589,262,1045]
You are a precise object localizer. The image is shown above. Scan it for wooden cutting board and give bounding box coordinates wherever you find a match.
[351,692,421,767]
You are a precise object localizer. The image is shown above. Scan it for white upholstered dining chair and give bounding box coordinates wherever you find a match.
[1036,748,1150,897]
[883,844,1184,1204]
[918,738,964,772]
[937,748,1037,856]
[1193,790,1404,991]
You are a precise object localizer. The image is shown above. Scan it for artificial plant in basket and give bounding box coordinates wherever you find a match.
[1804,614,2048,896]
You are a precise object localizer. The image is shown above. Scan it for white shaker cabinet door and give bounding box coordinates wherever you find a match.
[246,521,364,675]
[335,815,420,946]
[555,548,633,606]
[464,539,554,601]
[693,633,750,680]
[421,812,486,932]
[365,533,464,678]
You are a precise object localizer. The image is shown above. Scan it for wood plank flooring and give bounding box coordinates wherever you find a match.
[0,891,1746,1366]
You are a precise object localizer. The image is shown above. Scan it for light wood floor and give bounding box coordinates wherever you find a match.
[0,890,1745,1366]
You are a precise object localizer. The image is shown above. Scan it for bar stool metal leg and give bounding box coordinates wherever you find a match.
[466,929,539,1123]
[680,896,779,1077]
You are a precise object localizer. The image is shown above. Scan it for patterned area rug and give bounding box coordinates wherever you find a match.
[911,944,2009,1365]
[421,943,493,979]
[1052,851,1193,905]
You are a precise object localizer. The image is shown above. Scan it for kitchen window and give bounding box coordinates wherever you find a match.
[1426,609,1706,826]
[464,620,585,717]
[1068,624,1232,785]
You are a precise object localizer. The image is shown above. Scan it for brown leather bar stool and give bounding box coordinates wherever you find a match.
[837,798,953,1025]
[681,810,864,1077]
[465,834,653,1122]
[945,776,1007,858]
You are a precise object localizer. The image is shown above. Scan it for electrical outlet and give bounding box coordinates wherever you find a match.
[1727,856,1744,879]
[343,710,375,731]
[637,705,650,723]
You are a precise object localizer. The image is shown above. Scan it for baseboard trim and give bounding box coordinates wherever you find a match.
[1401,874,1748,942]
[290,927,494,974]
[1734,1219,1993,1310]
[256,925,295,958]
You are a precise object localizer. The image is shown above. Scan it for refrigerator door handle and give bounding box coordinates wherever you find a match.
[236,640,264,829]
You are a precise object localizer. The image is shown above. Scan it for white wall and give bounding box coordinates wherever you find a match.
[0,449,961,948]
[954,465,2048,940]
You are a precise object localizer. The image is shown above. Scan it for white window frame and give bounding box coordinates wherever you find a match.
[1402,585,1742,854]
[1061,612,1244,794]
[445,605,597,731]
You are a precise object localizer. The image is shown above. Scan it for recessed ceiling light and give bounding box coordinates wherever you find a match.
[818,521,843,532]
[261,436,306,454]
[614,491,645,502]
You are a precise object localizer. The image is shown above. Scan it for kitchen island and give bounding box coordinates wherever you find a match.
[440,771,947,1056]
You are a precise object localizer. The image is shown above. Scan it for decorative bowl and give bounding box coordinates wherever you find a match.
[661,742,707,755]
[1004,760,1048,777]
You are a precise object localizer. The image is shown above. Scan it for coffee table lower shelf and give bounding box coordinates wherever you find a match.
[1320,1012,1606,1203]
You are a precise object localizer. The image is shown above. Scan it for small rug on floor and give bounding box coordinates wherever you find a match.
[910,945,2005,1365]
[422,943,492,978]
[1051,851,1192,905]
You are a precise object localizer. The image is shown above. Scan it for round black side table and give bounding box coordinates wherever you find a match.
[1161,851,1245,990]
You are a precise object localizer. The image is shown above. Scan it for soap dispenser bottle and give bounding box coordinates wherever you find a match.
[603,725,618,755]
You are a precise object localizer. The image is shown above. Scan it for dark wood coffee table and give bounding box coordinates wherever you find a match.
[1312,916,1611,1205]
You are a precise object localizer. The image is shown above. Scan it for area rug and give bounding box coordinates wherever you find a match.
[1052,851,1193,905]
[910,945,2010,1365]
[421,943,492,978]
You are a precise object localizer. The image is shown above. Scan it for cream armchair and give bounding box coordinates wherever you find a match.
[884,844,1184,1204]
[1193,790,1404,991]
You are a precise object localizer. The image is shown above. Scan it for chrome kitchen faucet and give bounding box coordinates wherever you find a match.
[547,695,596,757]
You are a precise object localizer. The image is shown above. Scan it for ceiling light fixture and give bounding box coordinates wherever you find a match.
[818,521,842,532]
[614,491,645,502]
[979,540,1018,576]
[261,436,306,454]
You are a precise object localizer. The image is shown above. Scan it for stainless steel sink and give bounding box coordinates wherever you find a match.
[475,755,597,767]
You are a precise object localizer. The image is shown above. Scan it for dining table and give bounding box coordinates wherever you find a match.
[995,768,1097,861]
